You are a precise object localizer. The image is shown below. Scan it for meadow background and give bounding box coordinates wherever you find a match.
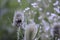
[0,0,60,40]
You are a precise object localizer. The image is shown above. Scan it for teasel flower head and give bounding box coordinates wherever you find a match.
[12,10,24,28]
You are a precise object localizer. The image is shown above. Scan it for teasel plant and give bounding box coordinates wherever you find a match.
[12,10,24,40]
[12,10,39,40]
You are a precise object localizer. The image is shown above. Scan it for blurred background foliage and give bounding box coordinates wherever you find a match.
[0,0,60,40]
